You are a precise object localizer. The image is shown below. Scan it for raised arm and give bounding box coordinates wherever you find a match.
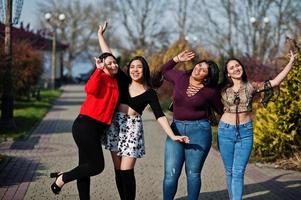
[269,51,297,87]
[162,50,195,72]
[162,50,195,83]
[98,21,112,54]
[173,50,195,63]
[85,58,105,95]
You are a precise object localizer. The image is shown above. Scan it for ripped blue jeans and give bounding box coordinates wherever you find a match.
[163,119,212,200]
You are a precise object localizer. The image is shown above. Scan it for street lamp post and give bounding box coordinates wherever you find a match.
[250,16,270,59]
[44,12,65,89]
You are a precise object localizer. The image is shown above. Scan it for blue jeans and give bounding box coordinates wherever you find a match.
[217,121,253,200]
[163,119,212,200]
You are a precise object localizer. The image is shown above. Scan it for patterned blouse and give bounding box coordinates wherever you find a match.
[221,81,265,113]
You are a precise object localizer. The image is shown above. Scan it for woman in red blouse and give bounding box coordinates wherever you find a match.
[50,50,119,200]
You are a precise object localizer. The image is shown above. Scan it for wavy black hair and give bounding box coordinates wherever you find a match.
[92,52,117,70]
[98,52,117,61]
[88,52,117,78]
[220,58,248,91]
[187,60,220,87]
[127,56,152,88]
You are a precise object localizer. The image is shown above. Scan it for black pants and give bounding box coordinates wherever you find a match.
[63,115,107,200]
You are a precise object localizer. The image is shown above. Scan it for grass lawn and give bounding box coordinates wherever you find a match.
[0,89,62,141]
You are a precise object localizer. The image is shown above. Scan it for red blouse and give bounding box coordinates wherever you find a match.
[80,68,119,124]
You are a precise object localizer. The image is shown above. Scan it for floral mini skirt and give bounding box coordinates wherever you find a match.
[104,112,145,158]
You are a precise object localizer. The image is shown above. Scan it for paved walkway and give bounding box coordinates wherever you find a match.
[0,84,300,200]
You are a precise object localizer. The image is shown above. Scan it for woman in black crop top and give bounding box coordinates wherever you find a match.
[98,22,189,200]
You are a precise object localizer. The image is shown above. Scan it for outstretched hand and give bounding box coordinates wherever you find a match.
[98,21,108,36]
[94,57,105,70]
[172,135,190,143]
[289,50,297,63]
[176,50,195,62]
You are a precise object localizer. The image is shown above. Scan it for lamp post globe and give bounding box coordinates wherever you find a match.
[44,12,52,21]
[263,17,270,24]
[250,17,256,24]
[58,13,65,21]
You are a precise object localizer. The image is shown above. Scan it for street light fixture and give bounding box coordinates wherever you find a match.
[250,16,270,60]
[263,17,270,24]
[44,12,66,89]
[250,17,257,24]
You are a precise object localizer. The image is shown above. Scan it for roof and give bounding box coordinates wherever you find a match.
[0,22,68,51]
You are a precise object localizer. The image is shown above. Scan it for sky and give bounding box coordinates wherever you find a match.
[15,0,98,77]
[18,0,40,29]
[18,0,97,30]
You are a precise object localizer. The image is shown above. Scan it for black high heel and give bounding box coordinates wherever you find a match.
[50,172,63,195]
[51,181,61,195]
[50,172,59,178]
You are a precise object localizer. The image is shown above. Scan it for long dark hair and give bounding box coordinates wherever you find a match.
[127,56,152,88]
[220,58,248,91]
[187,60,220,87]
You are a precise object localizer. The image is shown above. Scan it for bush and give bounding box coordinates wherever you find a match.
[0,41,43,98]
[253,52,301,160]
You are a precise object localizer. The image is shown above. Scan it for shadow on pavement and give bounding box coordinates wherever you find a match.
[10,135,41,150]
[176,174,301,200]
[8,119,74,150]
[0,156,41,187]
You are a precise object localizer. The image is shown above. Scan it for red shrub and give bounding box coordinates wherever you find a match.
[0,41,43,97]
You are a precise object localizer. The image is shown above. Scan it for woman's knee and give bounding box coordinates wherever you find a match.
[232,167,245,179]
[90,162,105,176]
[164,166,181,181]
[186,171,201,180]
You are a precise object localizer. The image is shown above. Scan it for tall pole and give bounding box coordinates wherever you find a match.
[51,27,57,89]
[45,12,65,89]
[0,0,16,129]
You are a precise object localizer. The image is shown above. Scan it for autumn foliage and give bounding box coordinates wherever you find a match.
[0,41,43,98]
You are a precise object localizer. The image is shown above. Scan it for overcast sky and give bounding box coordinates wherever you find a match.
[18,0,97,29]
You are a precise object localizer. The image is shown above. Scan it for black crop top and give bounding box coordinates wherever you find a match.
[116,69,165,119]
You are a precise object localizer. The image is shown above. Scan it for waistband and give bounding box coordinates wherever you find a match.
[173,119,209,125]
[116,111,142,119]
[219,120,252,128]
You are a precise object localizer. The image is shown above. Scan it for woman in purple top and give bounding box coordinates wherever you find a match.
[162,50,223,200]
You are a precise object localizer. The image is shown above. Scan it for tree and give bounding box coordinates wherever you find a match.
[113,0,170,52]
[37,0,117,77]
[193,0,301,61]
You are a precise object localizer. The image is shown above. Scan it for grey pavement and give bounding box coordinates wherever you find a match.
[0,84,300,200]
